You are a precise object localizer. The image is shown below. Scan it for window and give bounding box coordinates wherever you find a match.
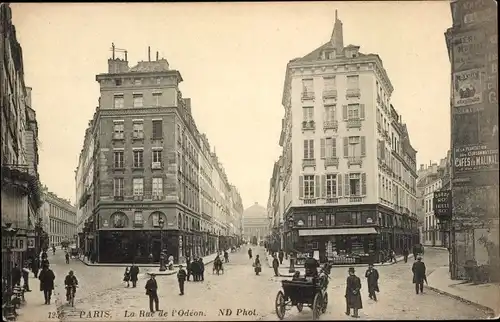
[307,215,317,227]
[113,178,124,196]
[302,79,314,93]
[156,78,161,85]
[152,149,162,164]
[303,139,314,159]
[152,177,163,197]
[325,138,336,158]
[133,122,144,139]
[115,79,122,86]
[348,136,361,157]
[113,95,124,109]
[133,150,143,168]
[324,105,336,121]
[304,175,315,199]
[134,79,142,85]
[134,211,143,225]
[348,104,360,119]
[113,123,124,139]
[133,178,144,196]
[351,212,362,225]
[152,120,163,139]
[133,94,143,108]
[349,173,361,196]
[153,93,162,107]
[347,75,359,89]
[113,151,124,168]
[323,77,336,91]
[302,107,314,122]
[326,174,337,198]
[326,214,335,226]
[152,213,160,227]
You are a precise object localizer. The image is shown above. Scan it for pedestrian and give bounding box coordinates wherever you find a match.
[167,255,174,270]
[32,257,40,278]
[65,252,70,264]
[198,258,205,281]
[177,265,187,296]
[253,255,262,276]
[12,264,22,286]
[390,249,397,263]
[38,264,55,305]
[22,263,31,292]
[412,256,427,294]
[248,248,253,260]
[145,274,159,313]
[403,247,409,263]
[224,250,229,263]
[186,256,192,281]
[278,250,284,265]
[148,253,153,264]
[412,244,418,260]
[345,267,362,318]
[129,263,140,288]
[272,255,280,277]
[123,267,131,287]
[364,264,379,301]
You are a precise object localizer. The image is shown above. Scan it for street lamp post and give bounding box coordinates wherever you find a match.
[158,218,166,271]
[288,217,296,273]
[3,223,19,320]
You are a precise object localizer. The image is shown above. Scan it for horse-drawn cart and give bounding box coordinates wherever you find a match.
[275,268,330,320]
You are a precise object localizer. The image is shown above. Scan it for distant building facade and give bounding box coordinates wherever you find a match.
[40,187,77,246]
[243,203,269,243]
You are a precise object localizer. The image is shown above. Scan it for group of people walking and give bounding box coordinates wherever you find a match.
[185,256,205,281]
[123,263,140,287]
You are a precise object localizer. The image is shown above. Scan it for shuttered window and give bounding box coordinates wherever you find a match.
[303,139,314,159]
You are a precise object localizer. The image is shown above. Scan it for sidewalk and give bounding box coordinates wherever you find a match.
[15,275,63,322]
[267,254,405,277]
[147,250,227,276]
[424,266,499,317]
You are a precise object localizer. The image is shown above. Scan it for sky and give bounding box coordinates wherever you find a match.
[11,1,452,209]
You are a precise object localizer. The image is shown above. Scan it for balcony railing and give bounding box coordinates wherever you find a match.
[322,89,337,99]
[347,156,363,166]
[346,88,361,98]
[302,120,315,131]
[377,123,382,133]
[325,197,339,204]
[349,196,364,203]
[323,120,338,131]
[113,134,125,141]
[324,157,339,167]
[303,199,316,204]
[301,91,315,101]
[302,159,316,168]
[347,118,362,128]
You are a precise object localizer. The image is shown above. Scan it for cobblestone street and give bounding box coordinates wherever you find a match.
[16,246,491,321]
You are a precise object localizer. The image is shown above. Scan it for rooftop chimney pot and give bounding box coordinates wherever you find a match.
[148,46,151,62]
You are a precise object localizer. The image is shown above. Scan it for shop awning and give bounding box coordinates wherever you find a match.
[298,227,378,237]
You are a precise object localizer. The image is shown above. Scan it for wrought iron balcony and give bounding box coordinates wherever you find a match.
[349,196,363,203]
[301,91,315,101]
[346,88,361,98]
[302,159,316,169]
[377,123,382,133]
[324,157,339,167]
[348,156,363,166]
[326,198,339,204]
[303,199,316,205]
[302,120,315,131]
[322,89,337,99]
[377,95,381,104]
[347,118,362,128]
[323,120,338,131]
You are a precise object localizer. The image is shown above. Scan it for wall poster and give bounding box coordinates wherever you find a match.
[453,69,483,107]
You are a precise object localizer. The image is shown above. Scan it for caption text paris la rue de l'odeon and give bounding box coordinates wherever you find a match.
[47,308,259,320]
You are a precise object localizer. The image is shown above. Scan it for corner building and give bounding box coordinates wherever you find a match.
[76,47,229,263]
[278,12,419,264]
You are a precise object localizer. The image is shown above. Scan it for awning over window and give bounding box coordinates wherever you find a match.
[298,227,378,237]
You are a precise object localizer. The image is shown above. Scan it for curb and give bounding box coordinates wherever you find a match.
[424,284,496,317]
[146,258,216,277]
[266,255,405,271]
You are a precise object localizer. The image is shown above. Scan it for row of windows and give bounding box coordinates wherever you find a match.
[113,92,162,109]
[303,136,366,159]
[113,177,163,197]
[302,104,365,122]
[298,173,367,199]
[113,119,163,140]
[379,173,415,212]
[301,75,360,93]
[178,177,200,213]
[49,219,76,240]
[113,149,163,169]
[48,203,76,224]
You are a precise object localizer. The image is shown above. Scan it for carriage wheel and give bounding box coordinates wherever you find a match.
[296,303,303,312]
[321,292,328,313]
[312,293,323,321]
[275,291,286,320]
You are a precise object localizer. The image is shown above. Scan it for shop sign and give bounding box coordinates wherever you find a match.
[1,236,28,252]
[454,143,499,173]
[453,69,483,107]
[433,190,452,218]
[27,237,35,249]
[452,30,487,71]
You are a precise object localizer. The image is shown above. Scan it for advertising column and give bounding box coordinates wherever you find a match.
[447,0,498,280]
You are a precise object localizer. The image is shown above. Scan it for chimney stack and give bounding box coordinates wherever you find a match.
[156,51,159,61]
[148,46,151,61]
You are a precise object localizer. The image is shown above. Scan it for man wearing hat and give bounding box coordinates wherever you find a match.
[145,273,159,312]
[177,265,187,296]
[345,267,362,318]
[364,263,379,301]
[412,256,427,294]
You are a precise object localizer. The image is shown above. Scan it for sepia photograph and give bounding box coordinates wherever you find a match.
[1,1,498,321]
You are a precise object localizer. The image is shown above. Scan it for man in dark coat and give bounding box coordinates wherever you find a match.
[145,274,159,312]
[185,256,192,282]
[412,245,418,260]
[129,263,140,288]
[12,264,22,286]
[278,250,284,265]
[412,256,427,294]
[32,257,40,278]
[304,254,319,278]
[248,248,252,259]
[364,264,379,301]
[191,259,200,281]
[177,265,187,295]
[38,264,55,304]
[224,250,229,263]
[272,255,280,277]
[198,258,205,281]
[345,267,362,318]
[403,247,409,263]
